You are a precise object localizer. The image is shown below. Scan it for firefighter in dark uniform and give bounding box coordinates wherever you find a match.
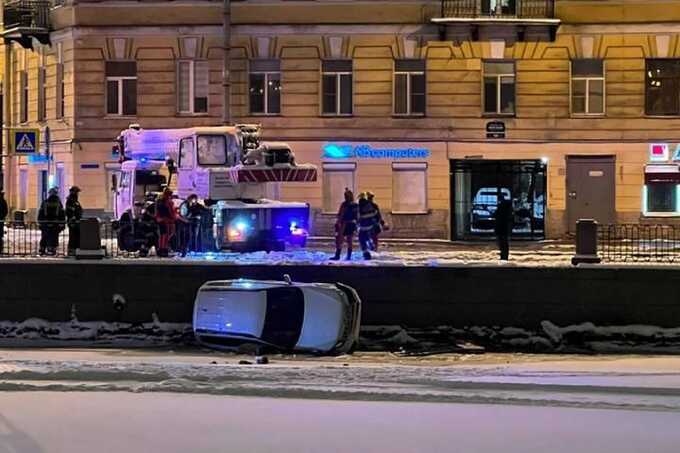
[38,187,66,256]
[331,188,358,261]
[494,194,514,261]
[65,186,83,256]
[357,192,376,260]
[0,190,8,255]
[366,191,388,251]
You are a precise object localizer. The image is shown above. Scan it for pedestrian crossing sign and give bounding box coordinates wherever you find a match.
[11,129,40,154]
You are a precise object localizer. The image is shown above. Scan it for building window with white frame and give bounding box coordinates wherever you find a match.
[394,59,426,116]
[177,60,209,114]
[392,162,428,213]
[249,59,281,115]
[571,59,605,115]
[106,61,137,116]
[321,60,352,116]
[483,61,515,115]
[322,162,356,213]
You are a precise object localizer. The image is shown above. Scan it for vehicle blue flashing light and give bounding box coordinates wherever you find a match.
[235,221,247,231]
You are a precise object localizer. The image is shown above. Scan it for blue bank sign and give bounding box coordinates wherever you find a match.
[322,143,430,160]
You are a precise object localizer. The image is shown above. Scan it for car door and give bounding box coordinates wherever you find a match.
[177,137,196,198]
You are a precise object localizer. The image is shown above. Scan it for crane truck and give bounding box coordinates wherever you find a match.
[113,124,317,252]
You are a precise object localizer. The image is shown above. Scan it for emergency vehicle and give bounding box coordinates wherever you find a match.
[113,124,317,252]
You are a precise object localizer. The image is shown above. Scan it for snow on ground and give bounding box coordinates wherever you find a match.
[3,392,680,453]
[1,240,578,267]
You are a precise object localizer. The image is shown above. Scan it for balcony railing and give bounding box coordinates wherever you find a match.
[3,0,51,31]
[441,0,555,19]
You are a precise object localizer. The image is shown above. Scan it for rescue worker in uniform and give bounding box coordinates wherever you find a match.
[38,188,66,256]
[494,193,514,261]
[357,192,376,260]
[366,192,388,251]
[65,186,83,256]
[179,194,207,254]
[0,190,8,255]
[155,188,177,257]
[330,188,358,261]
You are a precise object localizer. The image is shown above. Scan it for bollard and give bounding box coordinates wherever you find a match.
[76,218,105,260]
[571,219,601,265]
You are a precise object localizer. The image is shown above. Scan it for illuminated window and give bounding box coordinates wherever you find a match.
[572,59,605,115]
[646,59,680,116]
[249,60,281,115]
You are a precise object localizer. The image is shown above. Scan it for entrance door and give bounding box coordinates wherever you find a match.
[566,156,615,232]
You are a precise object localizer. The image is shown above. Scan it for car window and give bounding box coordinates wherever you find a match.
[197,135,227,165]
[261,287,305,349]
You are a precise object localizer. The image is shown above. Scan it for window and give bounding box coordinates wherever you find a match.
[483,61,515,115]
[20,71,28,123]
[322,60,352,116]
[197,135,226,165]
[261,287,305,349]
[38,67,46,121]
[178,60,209,114]
[646,59,680,116]
[179,137,194,169]
[394,59,426,116]
[572,59,604,115]
[56,62,64,119]
[392,162,428,213]
[482,0,515,15]
[249,60,281,115]
[322,162,356,213]
[646,183,678,214]
[106,61,137,116]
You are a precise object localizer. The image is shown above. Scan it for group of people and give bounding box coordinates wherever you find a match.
[117,188,214,258]
[332,188,388,261]
[37,186,83,256]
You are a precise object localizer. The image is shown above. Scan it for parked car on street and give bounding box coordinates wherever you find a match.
[193,277,362,354]
[470,187,512,231]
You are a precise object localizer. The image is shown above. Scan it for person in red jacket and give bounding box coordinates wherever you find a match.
[155,188,177,257]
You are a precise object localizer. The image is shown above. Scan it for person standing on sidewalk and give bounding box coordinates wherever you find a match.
[65,186,83,256]
[494,194,513,261]
[330,188,358,261]
[366,191,388,251]
[38,188,66,256]
[357,192,376,260]
[155,188,177,257]
[0,191,7,255]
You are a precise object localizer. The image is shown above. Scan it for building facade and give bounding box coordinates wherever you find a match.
[2,0,680,239]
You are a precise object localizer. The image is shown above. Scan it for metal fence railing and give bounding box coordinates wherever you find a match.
[0,220,214,259]
[2,0,51,30]
[598,224,680,264]
[441,0,555,19]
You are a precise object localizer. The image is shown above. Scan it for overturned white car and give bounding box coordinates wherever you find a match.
[193,277,362,354]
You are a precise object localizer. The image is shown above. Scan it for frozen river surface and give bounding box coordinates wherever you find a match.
[0,350,679,453]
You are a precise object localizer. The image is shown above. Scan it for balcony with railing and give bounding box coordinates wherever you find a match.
[2,0,52,47]
[441,0,555,19]
[434,0,559,42]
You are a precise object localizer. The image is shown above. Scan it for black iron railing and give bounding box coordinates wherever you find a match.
[598,224,680,263]
[441,0,555,19]
[0,220,213,259]
[2,0,51,30]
